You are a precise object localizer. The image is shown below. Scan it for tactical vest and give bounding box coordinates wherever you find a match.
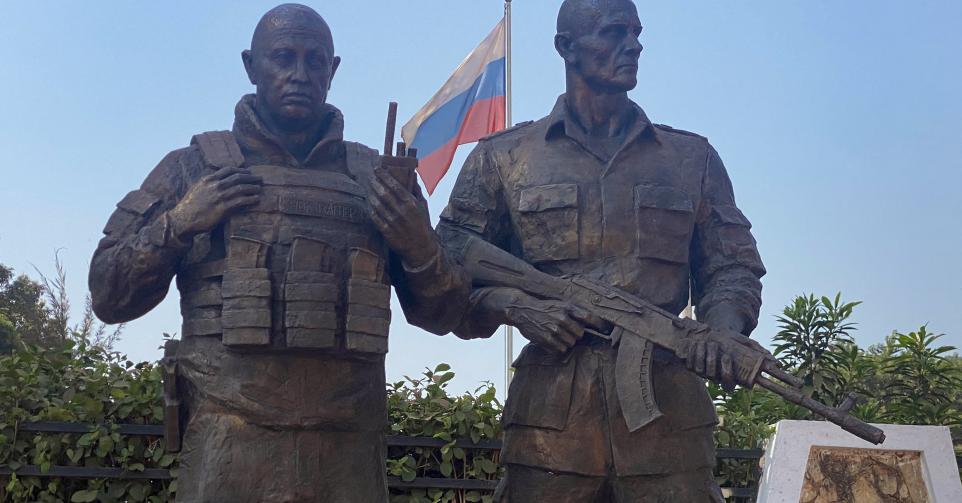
[177,131,391,355]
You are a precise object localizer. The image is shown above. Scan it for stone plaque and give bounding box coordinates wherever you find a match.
[800,446,928,503]
[757,420,962,503]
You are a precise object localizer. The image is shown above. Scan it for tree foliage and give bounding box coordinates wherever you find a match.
[0,259,122,354]
[716,293,962,494]
[0,263,54,350]
[773,293,861,404]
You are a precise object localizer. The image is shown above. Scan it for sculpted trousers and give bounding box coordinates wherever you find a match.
[173,337,389,503]
[496,464,725,503]
[496,342,722,502]
[176,409,386,503]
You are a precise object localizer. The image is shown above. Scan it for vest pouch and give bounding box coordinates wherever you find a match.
[180,282,223,337]
[222,236,272,347]
[345,248,391,354]
[285,271,338,348]
[284,236,339,349]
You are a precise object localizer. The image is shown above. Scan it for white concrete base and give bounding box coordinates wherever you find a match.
[756,420,962,503]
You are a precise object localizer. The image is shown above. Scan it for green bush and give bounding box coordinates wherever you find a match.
[387,364,502,503]
[0,339,502,503]
[3,286,960,502]
[0,341,173,502]
[714,293,962,495]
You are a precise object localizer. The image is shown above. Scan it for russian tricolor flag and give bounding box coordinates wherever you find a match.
[402,19,507,194]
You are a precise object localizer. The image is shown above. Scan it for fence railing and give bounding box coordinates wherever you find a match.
[13,421,960,500]
[0,421,760,498]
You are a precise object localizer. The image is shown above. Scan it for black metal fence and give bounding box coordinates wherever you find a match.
[1,421,762,499]
[13,421,960,500]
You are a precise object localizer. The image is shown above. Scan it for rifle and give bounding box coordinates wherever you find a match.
[455,235,886,445]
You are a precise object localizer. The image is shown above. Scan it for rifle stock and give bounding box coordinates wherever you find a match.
[458,236,885,445]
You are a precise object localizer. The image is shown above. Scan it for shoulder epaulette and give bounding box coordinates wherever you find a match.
[653,123,706,141]
[343,140,379,158]
[190,131,245,170]
[481,120,535,141]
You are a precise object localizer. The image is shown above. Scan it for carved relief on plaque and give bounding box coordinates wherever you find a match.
[800,446,930,503]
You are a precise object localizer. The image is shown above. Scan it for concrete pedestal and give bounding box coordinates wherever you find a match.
[756,420,961,503]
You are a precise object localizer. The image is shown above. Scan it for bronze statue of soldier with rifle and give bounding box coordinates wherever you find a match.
[437,0,883,501]
[89,4,466,502]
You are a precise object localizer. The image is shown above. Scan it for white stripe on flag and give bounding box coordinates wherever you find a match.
[402,18,506,146]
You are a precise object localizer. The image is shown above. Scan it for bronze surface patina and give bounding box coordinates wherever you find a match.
[437,0,767,501]
[89,4,466,502]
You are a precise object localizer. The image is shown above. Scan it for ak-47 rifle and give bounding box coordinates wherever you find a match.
[455,235,886,445]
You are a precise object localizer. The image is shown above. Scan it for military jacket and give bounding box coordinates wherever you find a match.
[90,95,466,351]
[439,95,765,338]
[436,95,766,475]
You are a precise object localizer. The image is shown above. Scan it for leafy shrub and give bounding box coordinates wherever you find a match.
[387,364,502,503]
[0,340,502,503]
[716,293,962,496]
[773,293,860,404]
[0,341,174,502]
[3,286,960,502]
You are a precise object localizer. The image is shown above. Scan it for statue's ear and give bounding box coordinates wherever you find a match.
[242,50,256,85]
[554,32,577,65]
[328,56,341,90]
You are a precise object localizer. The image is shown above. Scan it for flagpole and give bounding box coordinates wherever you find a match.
[503,0,514,393]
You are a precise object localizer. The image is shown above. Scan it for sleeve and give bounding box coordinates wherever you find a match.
[690,144,766,335]
[434,141,513,340]
[88,150,193,324]
[390,237,472,336]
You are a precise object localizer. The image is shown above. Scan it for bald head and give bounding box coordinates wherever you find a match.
[557,0,604,36]
[251,4,333,56]
[555,0,642,93]
[242,3,341,134]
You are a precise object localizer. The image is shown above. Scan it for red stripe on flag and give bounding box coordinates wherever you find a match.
[417,95,506,194]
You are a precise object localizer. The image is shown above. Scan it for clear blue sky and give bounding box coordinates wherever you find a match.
[1,1,960,396]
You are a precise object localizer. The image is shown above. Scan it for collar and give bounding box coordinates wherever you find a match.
[544,94,656,149]
[231,94,345,168]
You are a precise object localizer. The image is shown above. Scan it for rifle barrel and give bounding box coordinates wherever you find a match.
[755,375,885,445]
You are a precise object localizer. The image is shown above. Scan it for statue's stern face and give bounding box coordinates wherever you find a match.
[250,32,338,130]
[567,1,644,92]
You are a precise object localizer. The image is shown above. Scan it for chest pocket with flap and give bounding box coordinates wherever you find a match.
[634,184,694,264]
[517,184,579,264]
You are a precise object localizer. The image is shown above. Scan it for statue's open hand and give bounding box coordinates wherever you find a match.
[506,296,611,354]
[168,167,262,238]
[368,168,436,267]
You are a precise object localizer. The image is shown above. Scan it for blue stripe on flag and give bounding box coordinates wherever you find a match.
[409,58,506,157]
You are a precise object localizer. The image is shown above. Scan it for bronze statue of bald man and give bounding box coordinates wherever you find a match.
[89,4,466,501]
[438,0,766,501]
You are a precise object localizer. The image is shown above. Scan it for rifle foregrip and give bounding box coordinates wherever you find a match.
[461,237,567,297]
